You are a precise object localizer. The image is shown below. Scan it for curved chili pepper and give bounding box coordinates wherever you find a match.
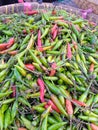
[72,99,87,107]
[67,43,72,60]
[37,78,45,102]
[66,99,73,116]
[37,30,42,47]
[47,100,60,113]
[25,63,35,71]
[0,43,8,51]
[7,37,15,48]
[53,29,58,40]
[49,62,57,76]
[51,24,57,34]
[8,50,18,55]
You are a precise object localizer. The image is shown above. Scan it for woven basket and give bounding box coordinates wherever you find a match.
[74,0,98,14]
[0,2,98,23]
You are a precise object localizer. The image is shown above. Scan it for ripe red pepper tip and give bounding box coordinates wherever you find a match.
[49,62,57,76]
[67,43,72,60]
[48,100,60,113]
[72,99,87,107]
[25,63,35,71]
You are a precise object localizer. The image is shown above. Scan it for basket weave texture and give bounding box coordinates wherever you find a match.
[74,0,98,14]
[0,2,98,23]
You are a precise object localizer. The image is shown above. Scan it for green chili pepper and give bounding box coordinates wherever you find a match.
[58,73,73,85]
[51,94,67,116]
[1,104,9,114]
[18,97,31,108]
[11,101,18,121]
[4,108,11,129]
[59,95,65,107]
[29,50,41,64]
[86,95,94,106]
[45,80,61,95]
[48,122,66,130]
[41,114,48,130]
[78,115,98,122]
[3,30,13,36]
[88,56,97,64]
[43,76,58,81]
[26,92,40,99]
[40,55,48,67]
[93,94,98,104]
[84,110,98,118]
[0,109,4,130]
[71,24,79,39]
[72,19,84,24]
[41,28,49,39]
[82,46,96,53]
[33,106,45,113]
[48,116,57,124]
[0,98,15,105]
[21,116,36,130]
[53,40,63,51]
[1,81,10,93]
[74,84,91,114]
[15,65,27,77]
[47,51,61,55]
[72,33,77,42]
[0,91,12,99]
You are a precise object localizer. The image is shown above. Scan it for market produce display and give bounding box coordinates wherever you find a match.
[0,7,98,130]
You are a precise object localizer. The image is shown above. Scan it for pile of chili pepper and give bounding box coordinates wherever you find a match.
[0,8,98,130]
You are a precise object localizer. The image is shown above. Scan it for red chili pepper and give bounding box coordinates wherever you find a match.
[37,78,45,102]
[67,43,72,60]
[25,63,35,71]
[47,100,60,113]
[37,30,43,51]
[8,50,18,55]
[51,24,58,34]
[90,123,98,130]
[38,47,44,52]
[0,43,8,51]
[24,10,38,15]
[89,63,94,73]
[72,99,87,107]
[11,85,16,97]
[72,40,78,50]
[37,30,42,47]
[7,37,15,48]
[49,62,57,76]
[53,29,58,40]
[66,99,73,115]
[0,38,15,51]
[0,49,8,54]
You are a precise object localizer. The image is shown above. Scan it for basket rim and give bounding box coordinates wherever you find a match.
[0,2,98,23]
